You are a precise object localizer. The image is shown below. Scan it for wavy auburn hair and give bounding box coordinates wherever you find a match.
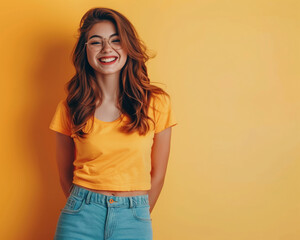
[65,7,169,139]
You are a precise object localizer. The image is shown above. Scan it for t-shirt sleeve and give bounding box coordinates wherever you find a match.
[49,99,72,136]
[154,94,178,133]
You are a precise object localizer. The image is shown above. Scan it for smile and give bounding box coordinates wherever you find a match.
[98,57,118,65]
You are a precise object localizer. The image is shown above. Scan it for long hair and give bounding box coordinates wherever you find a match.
[65,7,170,139]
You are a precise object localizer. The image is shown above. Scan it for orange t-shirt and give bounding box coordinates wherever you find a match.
[49,93,178,191]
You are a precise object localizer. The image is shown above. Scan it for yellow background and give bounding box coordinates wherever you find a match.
[1,0,299,239]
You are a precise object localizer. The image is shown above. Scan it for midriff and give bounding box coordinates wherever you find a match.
[75,184,149,197]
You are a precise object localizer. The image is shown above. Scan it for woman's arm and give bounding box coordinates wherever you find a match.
[55,132,75,198]
[148,127,172,213]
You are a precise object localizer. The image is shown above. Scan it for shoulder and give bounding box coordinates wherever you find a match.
[150,92,171,112]
[53,99,71,121]
[150,92,170,105]
[59,98,68,107]
[57,99,70,112]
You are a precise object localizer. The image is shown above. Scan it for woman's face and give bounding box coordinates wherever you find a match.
[86,20,127,76]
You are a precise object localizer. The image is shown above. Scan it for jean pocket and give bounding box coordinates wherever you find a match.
[60,195,85,214]
[131,205,152,222]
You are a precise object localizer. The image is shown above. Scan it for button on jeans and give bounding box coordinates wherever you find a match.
[54,184,153,240]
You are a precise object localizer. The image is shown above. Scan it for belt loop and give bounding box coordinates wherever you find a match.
[129,197,134,208]
[69,184,74,194]
[85,191,92,205]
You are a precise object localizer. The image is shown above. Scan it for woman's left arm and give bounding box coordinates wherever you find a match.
[148,127,173,213]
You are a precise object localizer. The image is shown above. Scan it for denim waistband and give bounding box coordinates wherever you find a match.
[69,184,150,208]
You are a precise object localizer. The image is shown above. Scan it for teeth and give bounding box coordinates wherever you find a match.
[99,57,117,63]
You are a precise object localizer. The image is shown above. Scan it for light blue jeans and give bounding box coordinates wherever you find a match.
[54,184,153,240]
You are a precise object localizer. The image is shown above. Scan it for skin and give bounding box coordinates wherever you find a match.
[56,20,173,212]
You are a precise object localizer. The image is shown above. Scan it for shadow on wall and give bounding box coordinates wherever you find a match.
[23,32,74,239]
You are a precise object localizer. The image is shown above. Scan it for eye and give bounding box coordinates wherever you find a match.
[90,40,102,45]
[111,39,120,43]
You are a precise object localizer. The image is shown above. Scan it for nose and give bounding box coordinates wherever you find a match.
[101,39,113,53]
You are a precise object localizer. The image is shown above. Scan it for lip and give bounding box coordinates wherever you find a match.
[98,56,118,65]
[99,55,118,59]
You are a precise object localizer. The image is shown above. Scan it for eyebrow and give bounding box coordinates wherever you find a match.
[88,33,119,40]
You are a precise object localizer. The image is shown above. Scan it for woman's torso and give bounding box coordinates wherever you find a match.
[76,102,149,197]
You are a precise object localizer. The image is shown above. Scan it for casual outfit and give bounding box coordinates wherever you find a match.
[49,93,178,239]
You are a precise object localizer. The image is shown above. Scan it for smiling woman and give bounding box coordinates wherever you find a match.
[85,20,127,75]
[49,7,177,240]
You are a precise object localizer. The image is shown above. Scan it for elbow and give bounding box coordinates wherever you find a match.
[150,172,166,185]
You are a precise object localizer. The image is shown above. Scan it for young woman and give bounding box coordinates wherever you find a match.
[49,7,177,240]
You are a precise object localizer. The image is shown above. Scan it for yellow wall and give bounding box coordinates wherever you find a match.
[1,0,299,239]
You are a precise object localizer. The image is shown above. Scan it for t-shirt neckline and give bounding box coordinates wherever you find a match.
[93,113,123,124]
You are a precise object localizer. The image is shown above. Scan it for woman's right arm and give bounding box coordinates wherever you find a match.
[55,132,75,198]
